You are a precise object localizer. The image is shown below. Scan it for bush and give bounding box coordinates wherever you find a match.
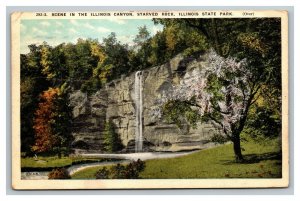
[95,159,146,179]
[210,134,228,144]
[48,168,71,179]
[112,159,145,179]
[95,167,109,179]
[244,106,281,141]
[110,163,127,179]
[132,159,146,172]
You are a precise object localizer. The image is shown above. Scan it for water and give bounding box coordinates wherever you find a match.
[135,71,143,152]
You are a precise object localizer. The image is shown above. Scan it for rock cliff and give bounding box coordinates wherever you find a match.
[69,52,219,153]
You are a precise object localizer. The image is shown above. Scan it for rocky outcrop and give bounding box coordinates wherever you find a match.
[69,52,219,153]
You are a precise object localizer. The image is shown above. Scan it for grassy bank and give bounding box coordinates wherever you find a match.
[140,139,281,178]
[21,155,110,170]
[71,164,115,179]
[71,139,282,179]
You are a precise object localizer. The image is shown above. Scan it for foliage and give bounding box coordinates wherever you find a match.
[101,33,131,80]
[94,159,146,179]
[160,50,254,161]
[244,105,281,140]
[95,167,110,179]
[210,133,229,145]
[21,46,49,153]
[84,159,148,179]
[32,88,60,153]
[162,100,199,131]
[48,168,71,179]
[102,120,124,153]
[64,39,101,92]
[157,18,281,162]
[32,87,73,156]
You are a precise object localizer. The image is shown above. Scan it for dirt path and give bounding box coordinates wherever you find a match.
[80,150,198,161]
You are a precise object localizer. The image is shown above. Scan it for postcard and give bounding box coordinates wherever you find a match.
[11,10,288,189]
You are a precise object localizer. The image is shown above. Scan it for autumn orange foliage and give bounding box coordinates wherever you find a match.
[32,88,60,153]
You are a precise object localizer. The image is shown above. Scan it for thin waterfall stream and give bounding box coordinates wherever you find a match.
[135,71,143,152]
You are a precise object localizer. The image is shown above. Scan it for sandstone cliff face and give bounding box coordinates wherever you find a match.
[69,52,218,153]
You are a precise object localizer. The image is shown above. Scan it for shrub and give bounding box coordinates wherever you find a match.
[210,134,228,144]
[95,167,109,179]
[110,163,126,179]
[48,168,71,179]
[132,159,145,172]
[102,159,145,179]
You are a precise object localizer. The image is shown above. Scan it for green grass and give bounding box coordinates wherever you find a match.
[21,156,105,168]
[71,164,115,179]
[140,139,282,178]
[71,139,282,179]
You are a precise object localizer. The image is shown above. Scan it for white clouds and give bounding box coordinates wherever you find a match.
[54,30,62,34]
[70,19,79,26]
[108,19,127,25]
[40,21,51,27]
[82,22,110,33]
[71,21,110,33]
[97,27,110,33]
[32,27,47,36]
[83,23,95,30]
[32,27,38,32]
[117,35,135,46]
[69,28,78,34]
[83,22,110,33]
[55,21,63,27]
[21,19,160,54]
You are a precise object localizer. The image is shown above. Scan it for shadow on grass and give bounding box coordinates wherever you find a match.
[220,151,282,165]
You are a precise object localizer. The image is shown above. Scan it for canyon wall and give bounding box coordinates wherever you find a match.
[69,52,219,153]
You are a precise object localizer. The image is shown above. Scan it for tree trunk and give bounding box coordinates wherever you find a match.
[211,19,221,55]
[233,135,244,162]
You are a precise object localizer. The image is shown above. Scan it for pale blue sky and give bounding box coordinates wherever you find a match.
[20,19,163,54]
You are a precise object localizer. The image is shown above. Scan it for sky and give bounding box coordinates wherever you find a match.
[20,19,163,54]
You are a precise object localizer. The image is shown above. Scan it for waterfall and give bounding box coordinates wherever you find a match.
[135,71,143,152]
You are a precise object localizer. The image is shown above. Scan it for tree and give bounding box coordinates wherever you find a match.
[162,49,272,162]
[40,42,68,86]
[32,87,73,157]
[63,39,99,91]
[21,45,49,153]
[132,26,152,69]
[133,26,150,47]
[102,33,131,79]
[32,88,60,153]
[156,18,281,162]
[102,120,123,153]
